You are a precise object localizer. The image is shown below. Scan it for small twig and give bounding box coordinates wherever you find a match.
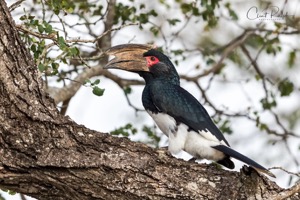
[123,91,144,113]
[283,140,300,168]
[169,14,193,46]
[16,22,138,44]
[16,24,57,40]
[9,0,25,11]
[271,110,299,138]
[270,166,300,177]
[57,15,68,38]
[246,27,300,35]
[194,81,249,118]
[240,44,269,99]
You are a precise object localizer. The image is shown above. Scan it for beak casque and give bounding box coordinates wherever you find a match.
[104,44,154,72]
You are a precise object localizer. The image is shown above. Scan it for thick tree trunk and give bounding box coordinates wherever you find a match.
[0,1,299,200]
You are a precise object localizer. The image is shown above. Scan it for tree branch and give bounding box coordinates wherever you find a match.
[46,64,143,104]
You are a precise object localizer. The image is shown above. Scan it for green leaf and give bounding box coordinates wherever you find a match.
[265,37,281,55]
[218,119,233,135]
[246,35,265,48]
[61,57,67,64]
[28,15,35,20]
[259,123,268,131]
[19,15,27,21]
[40,39,46,47]
[278,79,294,96]
[44,23,53,33]
[206,15,218,27]
[150,26,159,36]
[181,3,193,14]
[54,9,60,15]
[149,9,158,17]
[30,44,36,52]
[225,3,238,20]
[0,189,17,197]
[171,49,183,55]
[30,19,39,26]
[260,97,277,110]
[206,57,216,65]
[51,62,59,75]
[66,6,74,13]
[38,25,44,33]
[288,50,296,68]
[69,47,79,56]
[83,79,91,85]
[138,13,149,24]
[111,123,137,137]
[93,5,103,15]
[228,10,238,20]
[8,190,16,195]
[255,74,261,80]
[123,86,132,94]
[191,7,199,16]
[142,125,161,147]
[38,63,46,72]
[92,79,100,86]
[58,36,67,49]
[140,4,145,9]
[92,86,105,96]
[167,18,181,26]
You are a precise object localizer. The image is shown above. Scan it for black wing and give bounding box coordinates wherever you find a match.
[149,81,230,146]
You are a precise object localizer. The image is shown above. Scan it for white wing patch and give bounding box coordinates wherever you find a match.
[184,131,225,161]
[198,129,228,146]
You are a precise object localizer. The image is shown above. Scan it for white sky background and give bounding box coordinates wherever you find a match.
[3,0,300,199]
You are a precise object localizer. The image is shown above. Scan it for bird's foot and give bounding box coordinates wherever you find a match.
[188,157,197,163]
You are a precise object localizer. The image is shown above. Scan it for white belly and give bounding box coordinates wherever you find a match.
[147,111,227,161]
[147,111,186,154]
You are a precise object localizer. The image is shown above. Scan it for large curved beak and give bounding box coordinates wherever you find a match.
[104,44,154,72]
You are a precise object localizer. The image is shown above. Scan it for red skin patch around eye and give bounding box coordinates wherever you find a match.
[145,56,159,67]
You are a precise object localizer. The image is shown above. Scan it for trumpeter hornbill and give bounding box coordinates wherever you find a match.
[104,44,275,178]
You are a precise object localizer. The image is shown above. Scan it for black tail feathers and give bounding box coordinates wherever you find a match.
[212,145,275,178]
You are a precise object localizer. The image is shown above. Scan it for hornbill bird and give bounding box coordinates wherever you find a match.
[104,44,275,178]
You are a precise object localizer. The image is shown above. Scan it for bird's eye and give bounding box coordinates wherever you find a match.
[146,56,159,67]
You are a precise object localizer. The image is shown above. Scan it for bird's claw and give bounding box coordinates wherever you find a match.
[188,157,197,163]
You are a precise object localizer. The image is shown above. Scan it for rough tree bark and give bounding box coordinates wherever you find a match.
[0,1,299,200]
